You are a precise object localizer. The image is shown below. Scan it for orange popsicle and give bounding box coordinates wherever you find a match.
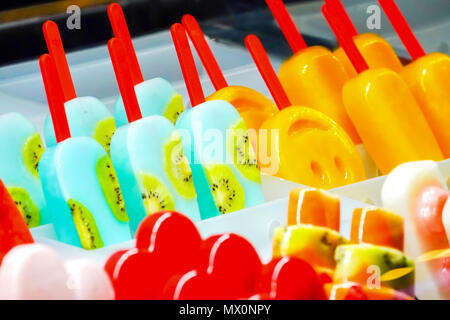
[181,15,278,136]
[325,0,402,78]
[323,4,443,175]
[245,35,365,188]
[265,0,360,145]
[378,0,450,158]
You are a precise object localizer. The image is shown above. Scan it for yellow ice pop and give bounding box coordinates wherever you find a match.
[325,0,403,78]
[322,3,443,175]
[265,0,360,145]
[377,0,450,158]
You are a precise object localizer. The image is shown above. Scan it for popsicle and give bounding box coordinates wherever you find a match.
[107,3,185,127]
[377,0,450,157]
[0,179,34,264]
[245,34,366,188]
[264,0,360,145]
[322,3,443,174]
[324,0,402,78]
[108,37,200,234]
[42,21,116,153]
[381,161,449,299]
[171,23,264,219]
[181,14,278,136]
[0,112,50,228]
[38,53,131,249]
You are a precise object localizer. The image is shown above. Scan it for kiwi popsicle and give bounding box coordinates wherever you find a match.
[323,4,443,174]
[108,38,200,234]
[107,3,185,127]
[377,0,450,158]
[171,23,264,219]
[325,0,402,78]
[38,54,131,249]
[382,161,450,300]
[245,34,366,188]
[0,112,49,228]
[181,14,278,138]
[42,21,116,154]
[0,179,34,264]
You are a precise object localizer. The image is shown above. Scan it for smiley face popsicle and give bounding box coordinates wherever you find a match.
[377,0,450,158]
[245,34,365,188]
[171,23,264,219]
[38,54,131,249]
[325,0,403,78]
[181,14,278,136]
[107,3,185,127]
[108,37,200,234]
[322,4,443,175]
[42,21,116,153]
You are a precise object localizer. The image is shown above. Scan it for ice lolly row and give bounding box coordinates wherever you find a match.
[245,34,365,188]
[42,21,116,153]
[0,113,50,228]
[181,14,278,136]
[108,37,200,234]
[324,0,402,78]
[171,23,264,219]
[377,0,450,157]
[38,54,131,249]
[265,0,360,144]
[107,3,185,127]
[381,161,450,299]
[323,4,443,174]
[0,179,34,264]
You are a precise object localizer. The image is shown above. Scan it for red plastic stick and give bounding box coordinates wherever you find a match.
[377,0,426,60]
[182,14,228,91]
[322,4,369,74]
[43,21,77,102]
[170,23,205,107]
[107,3,144,85]
[244,35,291,110]
[108,38,143,123]
[324,0,359,37]
[265,0,307,54]
[39,54,71,142]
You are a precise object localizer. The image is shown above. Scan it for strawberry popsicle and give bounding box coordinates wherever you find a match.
[378,0,450,158]
[108,38,200,234]
[322,3,443,174]
[171,23,264,219]
[42,21,116,153]
[325,0,402,78]
[265,0,360,145]
[0,113,49,227]
[38,54,131,249]
[245,34,365,188]
[181,14,278,136]
[108,3,185,127]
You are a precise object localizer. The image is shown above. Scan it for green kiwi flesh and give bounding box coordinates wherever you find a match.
[68,199,104,250]
[163,94,184,124]
[7,187,40,228]
[93,117,116,154]
[140,173,176,215]
[23,133,44,179]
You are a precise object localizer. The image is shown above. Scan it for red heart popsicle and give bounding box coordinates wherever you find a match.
[255,257,327,300]
[0,179,34,264]
[165,233,263,300]
[106,211,203,299]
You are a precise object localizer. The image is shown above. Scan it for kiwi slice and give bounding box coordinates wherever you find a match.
[204,164,245,214]
[163,94,184,124]
[93,117,116,154]
[226,119,260,183]
[164,132,196,199]
[68,199,104,250]
[7,187,40,228]
[23,133,44,179]
[96,155,129,222]
[139,173,176,215]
